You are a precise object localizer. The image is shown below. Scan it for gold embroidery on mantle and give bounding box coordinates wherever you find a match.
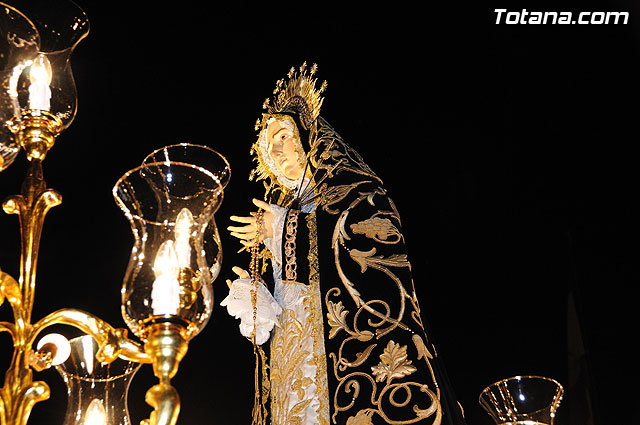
[326,189,443,424]
[350,214,402,244]
[371,341,417,384]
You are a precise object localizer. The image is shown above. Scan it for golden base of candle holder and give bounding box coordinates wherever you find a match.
[9,110,62,161]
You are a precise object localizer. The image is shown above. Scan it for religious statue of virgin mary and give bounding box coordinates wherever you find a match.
[222,63,466,425]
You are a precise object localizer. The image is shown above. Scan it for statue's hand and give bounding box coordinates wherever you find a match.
[226,266,249,289]
[221,265,282,346]
[228,198,273,247]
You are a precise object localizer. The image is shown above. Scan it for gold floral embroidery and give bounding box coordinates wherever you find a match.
[306,212,330,425]
[350,216,402,244]
[333,205,411,338]
[347,410,375,425]
[412,334,433,362]
[313,130,381,184]
[349,249,409,274]
[292,368,314,400]
[266,212,331,425]
[327,187,444,424]
[326,300,350,339]
[270,309,314,425]
[371,341,417,384]
[316,181,370,214]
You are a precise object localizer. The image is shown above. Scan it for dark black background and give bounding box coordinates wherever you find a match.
[0,1,637,424]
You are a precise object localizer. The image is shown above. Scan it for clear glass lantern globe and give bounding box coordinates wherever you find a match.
[113,153,227,341]
[0,2,39,170]
[0,0,89,164]
[142,143,231,190]
[55,335,141,425]
[479,375,564,425]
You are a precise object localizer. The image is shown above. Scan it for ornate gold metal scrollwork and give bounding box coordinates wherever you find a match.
[0,116,178,425]
[0,154,147,425]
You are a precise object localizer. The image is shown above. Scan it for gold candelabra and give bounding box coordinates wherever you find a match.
[0,2,230,425]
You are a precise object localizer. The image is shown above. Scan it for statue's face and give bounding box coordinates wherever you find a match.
[266,119,304,180]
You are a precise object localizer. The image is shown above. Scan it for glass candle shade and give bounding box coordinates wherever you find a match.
[113,158,225,341]
[142,143,231,190]
[479,375,564,425]
[141,144,230,300]
[55,335,140,425]
[0,0,88,160]
[140,142,231,289]
[0,2,39,170]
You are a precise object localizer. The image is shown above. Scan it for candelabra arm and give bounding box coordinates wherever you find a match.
[6,381,49,425]
[2,158,62,327]
[0,154,63,425]
[137,323,189,425]
[0,359,50,425]
[0,323,15,340]
[0,271,18,341]
[140,384,180,425]
[29,309,150,364]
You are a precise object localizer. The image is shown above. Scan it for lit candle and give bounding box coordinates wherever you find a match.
[28,54,52,111]
[150,208,195,316]
[151,240,181,315]
[83,398,107,425]
[174,208,194,268]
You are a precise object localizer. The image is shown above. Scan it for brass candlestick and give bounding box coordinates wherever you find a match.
[1,3,231,424]
[0,112,222,425]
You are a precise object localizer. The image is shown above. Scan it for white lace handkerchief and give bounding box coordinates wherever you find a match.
[220,277,282,345]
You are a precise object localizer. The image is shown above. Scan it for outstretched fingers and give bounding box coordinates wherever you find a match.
[229,215,256,224]
[228,215,257,241]
[232,266,250,278]
[226,266,250,288]
[228,199,272,245]
[252,198,271,211]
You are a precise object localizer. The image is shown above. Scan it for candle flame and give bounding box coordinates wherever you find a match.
[174,208,194,268]
[28,54,52,111]
[83,398,107,425]
[151,240,180,315]
[29,54,52,86]
[150,208,195,316]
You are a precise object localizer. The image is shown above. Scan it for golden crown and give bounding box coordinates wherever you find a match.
[254,62,328,131]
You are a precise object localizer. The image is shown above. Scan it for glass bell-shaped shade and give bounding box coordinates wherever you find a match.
[142,143,230,289]
[113,154,226,340]
[0,0,89,145]
[0,2,39,170]
[142,143,231,190]
[479,375,564,425]
[55,335,140,425]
